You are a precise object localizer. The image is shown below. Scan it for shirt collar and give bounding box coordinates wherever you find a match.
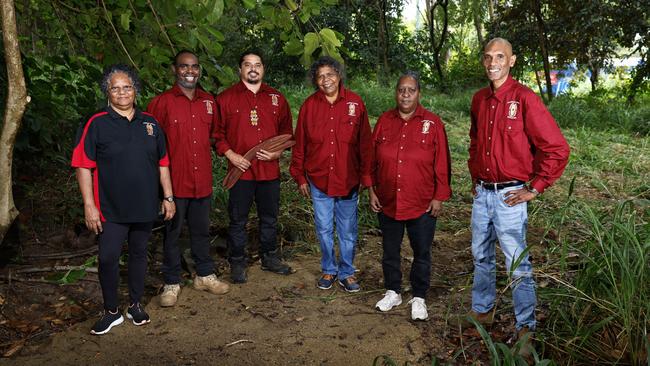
[171,83,209,100]
[106,105,143,122]
[485,74,516,101]
[235,80,271,95]
[390,103,426,121]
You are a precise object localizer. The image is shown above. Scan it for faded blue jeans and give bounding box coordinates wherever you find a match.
[471,184,536,330]
[309,182,358,281]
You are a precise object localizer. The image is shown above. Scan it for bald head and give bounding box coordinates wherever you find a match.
[485,37,513,55]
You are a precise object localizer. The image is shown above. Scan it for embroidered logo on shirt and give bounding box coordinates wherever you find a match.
[347,102,358,117]
[506,101,519,119]
[270,93,280,106]
[203,100,214,115]
[143,122,155,136]
[421,120,433,134]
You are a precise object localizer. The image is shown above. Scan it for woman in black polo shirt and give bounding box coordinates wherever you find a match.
[72,64,175,335]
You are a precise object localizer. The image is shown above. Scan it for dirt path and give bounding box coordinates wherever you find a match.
[2,230,503,365]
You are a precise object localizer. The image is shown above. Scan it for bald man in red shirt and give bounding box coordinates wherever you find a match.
[464,38,569,353]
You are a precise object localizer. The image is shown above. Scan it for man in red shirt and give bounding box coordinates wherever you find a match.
[147,50,229,307]
[215,51,293,283]
[369,71,451,320]
[290,56,373,292]
[465,38,570,348]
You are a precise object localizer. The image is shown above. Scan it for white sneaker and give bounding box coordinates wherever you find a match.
[408,297,428,320]
[375,290,402,312]
[160,284,181,307]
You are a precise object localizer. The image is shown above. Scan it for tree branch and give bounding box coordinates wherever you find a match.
[146,0,176,56]
[100,0,139,70]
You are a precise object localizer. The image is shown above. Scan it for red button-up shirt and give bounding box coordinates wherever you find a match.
[290,86,373,196]
[215,82,293,181]
[372,105,452,220]
[147,85,216,198]
[469,76,570,193]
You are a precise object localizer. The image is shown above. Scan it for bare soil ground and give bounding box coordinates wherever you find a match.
[0,224,542,365]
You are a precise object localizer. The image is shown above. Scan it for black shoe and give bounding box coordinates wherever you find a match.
[90,309,124,335]
[126,302,151,326]
[230,257,247,284]
[260,250,292,275]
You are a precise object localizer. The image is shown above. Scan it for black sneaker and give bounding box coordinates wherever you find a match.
[260,250,292,275]
[90,309,124,335]
[230,257,248,284]
[126,302,151,326]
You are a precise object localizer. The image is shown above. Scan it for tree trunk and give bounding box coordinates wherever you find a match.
[473,6,484,47]
[0,0,30,244]
[532,0,553,102]
[588,61,599,92]
[376,0,390,86]
[426,0,449,89]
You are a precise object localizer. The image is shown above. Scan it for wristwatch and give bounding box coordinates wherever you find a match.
[527,187,540,196]
[164,196,174,203]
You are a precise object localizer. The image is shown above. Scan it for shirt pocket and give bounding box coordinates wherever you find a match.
[339,117,360,143]
[410,130,435,150]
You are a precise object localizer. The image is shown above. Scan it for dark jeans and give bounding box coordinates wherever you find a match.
[162,196,214,284]
[378,212,437,299]
[227,179,280,259]
[98,221,153,311]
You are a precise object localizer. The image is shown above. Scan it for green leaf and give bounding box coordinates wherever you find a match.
[319,28,341,47]
[303,32,319,56]
[120,11,131,31]
[322,0,337,5]
[242,0,256,9]
[204,27,226,42]
[284,0,298,11]
[283,38,304,56]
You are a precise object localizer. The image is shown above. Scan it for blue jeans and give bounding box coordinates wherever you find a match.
[471,184,536,330]
[309,182,358,280]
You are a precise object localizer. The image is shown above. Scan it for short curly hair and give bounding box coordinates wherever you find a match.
[100,63,141,97]
[308,56,345,88]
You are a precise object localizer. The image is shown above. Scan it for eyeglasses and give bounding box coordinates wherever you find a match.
[109,85,135,94]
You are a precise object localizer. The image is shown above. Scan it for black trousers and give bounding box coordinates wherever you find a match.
[378,212,437,299]
[227,179,280,259]
[98,221,153,311]
[162,196,214,284]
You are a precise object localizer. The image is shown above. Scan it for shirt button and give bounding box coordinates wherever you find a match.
[330,154,334,157]
[490,121,493,124]
[508,126,512,130]
[331,141,334,144]
[174,119,177,122]
[402,134,405,138]
[193,127,196,131]
[330,129,334,132]
[330,117,334,120]
[194,154,197,157]
[330,167,333,170]
[258,128,261,131]
[192,114,195,117]
[400,146,404,150]
[404,123,408,126]
[397,188,401,192]
[487,151,490,155]
[399,160,402,163]
[491,105,495,109]
[259,140,262,142]
[194,167,197,170]
[421,140,425,143]
[193,140,197,144]
[397,174,401,178]
[488,137,491,140]
[486,168,490,171]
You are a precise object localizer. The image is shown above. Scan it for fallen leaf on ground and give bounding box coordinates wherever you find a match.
[3,340,25,357]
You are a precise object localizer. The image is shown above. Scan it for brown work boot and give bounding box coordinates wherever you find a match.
[193,274,230,295]
[517,326,535,364]
[453,309,496,329]
[160,284,181,307]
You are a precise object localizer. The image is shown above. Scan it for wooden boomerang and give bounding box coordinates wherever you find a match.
[222,134,296,190]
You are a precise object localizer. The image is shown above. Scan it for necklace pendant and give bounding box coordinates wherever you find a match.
[250,109,259,126]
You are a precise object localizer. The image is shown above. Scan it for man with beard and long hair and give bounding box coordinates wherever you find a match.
[147,50,229,307]
[215,50,294,284]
